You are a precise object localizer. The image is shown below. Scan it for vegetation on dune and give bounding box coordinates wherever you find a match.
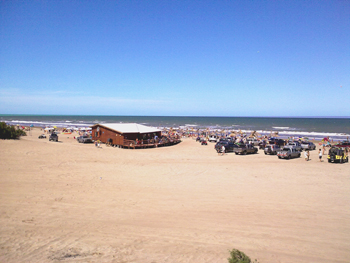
[0,122,27,139]
[228,249,260,263]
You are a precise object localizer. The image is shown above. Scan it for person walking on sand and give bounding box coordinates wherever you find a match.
[304,150,310,161]
[221,145,225,156]
[319,149,322,162]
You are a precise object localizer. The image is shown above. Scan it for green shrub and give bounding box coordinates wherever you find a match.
[228,249,259,263]
[0,122,27,139]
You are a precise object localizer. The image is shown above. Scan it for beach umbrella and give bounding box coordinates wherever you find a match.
[249,131,261,138]
[254,131,261,137]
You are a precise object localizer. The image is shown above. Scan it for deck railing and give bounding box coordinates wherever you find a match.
[121,138,181,149]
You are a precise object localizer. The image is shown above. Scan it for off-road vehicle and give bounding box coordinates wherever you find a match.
[49,133,58,142]
[327,147,349,163]
[264,145,281,155]
[233,144,258,155]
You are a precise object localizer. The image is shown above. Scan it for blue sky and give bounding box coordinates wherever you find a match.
[0,0,349,116]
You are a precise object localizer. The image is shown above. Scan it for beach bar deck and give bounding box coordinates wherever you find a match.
[91,123,180,149]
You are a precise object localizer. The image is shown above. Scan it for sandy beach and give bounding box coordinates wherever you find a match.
[0,128,349,263]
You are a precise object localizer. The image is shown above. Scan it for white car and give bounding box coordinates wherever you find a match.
[208,135,219,143]
[301,141,316,150]
[246,138,259,146]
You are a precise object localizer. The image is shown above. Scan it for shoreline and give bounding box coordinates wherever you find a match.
[10,123,350,142]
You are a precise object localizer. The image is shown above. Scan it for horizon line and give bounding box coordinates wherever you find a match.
[0,114,349,119]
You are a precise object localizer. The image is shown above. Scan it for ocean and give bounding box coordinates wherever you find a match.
[1,115,349,141]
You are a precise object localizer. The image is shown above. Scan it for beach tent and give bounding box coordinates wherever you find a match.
[270,131,279,137]
[248,131,261,138]
[229,131,236,137]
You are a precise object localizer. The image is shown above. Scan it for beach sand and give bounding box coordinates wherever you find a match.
[0,128,349,263]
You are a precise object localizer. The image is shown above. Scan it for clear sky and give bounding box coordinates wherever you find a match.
[0,0,349,116]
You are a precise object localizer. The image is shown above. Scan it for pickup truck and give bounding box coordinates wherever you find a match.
[234,144,258,155]
[277,147,301,159]
[264,145,281,155]
[77,135,93,143]
[284,141,303,152]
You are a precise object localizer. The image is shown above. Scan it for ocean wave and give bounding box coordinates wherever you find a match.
[273,126,290,129]
[10,120,45,124]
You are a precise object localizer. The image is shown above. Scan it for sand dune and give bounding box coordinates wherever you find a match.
[0,128,349,262]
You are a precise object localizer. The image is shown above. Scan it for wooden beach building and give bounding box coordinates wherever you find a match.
[91,123,179,149]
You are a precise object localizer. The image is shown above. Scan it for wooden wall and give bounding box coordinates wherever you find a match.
[91,125,161,146]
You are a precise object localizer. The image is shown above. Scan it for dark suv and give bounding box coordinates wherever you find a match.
[215,141,238,153]
[49,133,58,142]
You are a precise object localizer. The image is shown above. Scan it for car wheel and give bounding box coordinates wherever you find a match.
[298,153,301,157]
[287,155,290,160]
[264,152,267,155]
[243,151,247,155]
[235,152,238,155]
[328,159,331,163]
[278,156,281,159]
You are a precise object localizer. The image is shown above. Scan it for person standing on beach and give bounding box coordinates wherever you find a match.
[221,145,225,156]
[304,150,310,161]
[319,149,322,162]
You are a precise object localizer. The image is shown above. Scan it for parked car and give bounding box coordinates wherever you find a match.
[301,141,316,150]
[214,141,238,153]
[285,141,303,152]
[327,147,349,163]
[335,140,350,148]
[245,138,259,146]
[77,135,93,143]
[49,133,58,142]
[277,147,301,159]
[264,145,281,155]
[233,144,258,155]
[208,135,219,143]
[38,134,46,139]
[268,138,286,147]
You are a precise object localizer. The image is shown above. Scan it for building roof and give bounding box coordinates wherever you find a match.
[91,123,161,134]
